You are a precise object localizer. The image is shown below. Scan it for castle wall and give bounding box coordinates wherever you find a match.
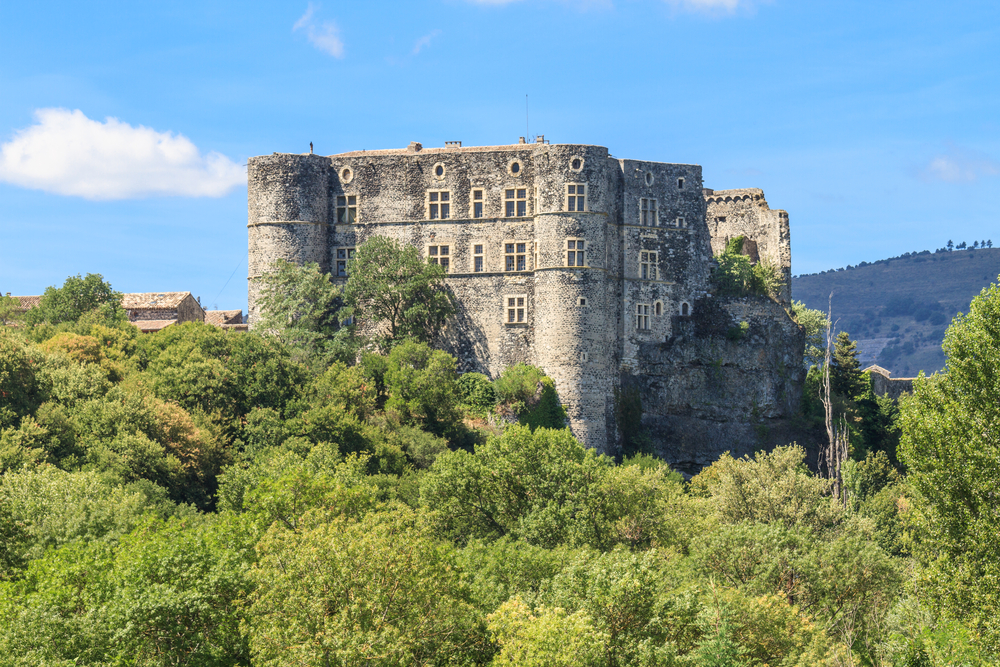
[704,188,792,307]
[247,142,804,463]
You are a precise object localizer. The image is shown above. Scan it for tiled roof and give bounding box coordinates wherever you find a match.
[132,319,177,333]
[121,292,191,309]
[205,309,243,326]
[7,295,41,311]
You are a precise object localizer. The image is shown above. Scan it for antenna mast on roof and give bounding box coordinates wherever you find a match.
[526,94,529,143]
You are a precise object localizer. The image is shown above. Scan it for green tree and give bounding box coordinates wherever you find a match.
[343,236,455,345]
[250,506,484,666]
[790,301,828,368]
[0,295,23,327]
[830,331,864,399]
[22,273,124,326]
[257,259,351,369]
[899,278,1000,652]
[384,340,463,439]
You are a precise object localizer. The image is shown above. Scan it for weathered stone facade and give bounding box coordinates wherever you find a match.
[247,141,804,462]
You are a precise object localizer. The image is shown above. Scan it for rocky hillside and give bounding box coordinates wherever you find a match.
[792,247,1000,377]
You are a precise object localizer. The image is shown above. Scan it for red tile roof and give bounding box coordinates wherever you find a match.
[205,309,243,326]
[121,292,191,309]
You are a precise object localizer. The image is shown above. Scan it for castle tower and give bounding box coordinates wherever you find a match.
[531,144,619,452]
[247,153,331,325]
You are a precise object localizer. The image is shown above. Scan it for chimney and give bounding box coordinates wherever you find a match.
[407,141,423,152]
[535,135,544,144]
[445,141,462,148]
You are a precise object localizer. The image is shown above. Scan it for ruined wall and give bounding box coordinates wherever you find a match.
[704,189,792,307]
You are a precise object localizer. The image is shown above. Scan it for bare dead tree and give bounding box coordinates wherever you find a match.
[819,293,849,502]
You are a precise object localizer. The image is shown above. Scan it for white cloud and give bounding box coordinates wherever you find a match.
[921,146,1000,183]
[412,30,442,55]
[293,3,345,58]
[663,0,764,15]
[0,108,245,200]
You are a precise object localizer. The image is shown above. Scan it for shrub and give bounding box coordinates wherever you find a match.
[457,372,496,413]
[494,364,545,405]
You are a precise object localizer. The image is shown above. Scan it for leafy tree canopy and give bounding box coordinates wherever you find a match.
[23,273,124,327]
[344,236,456,346]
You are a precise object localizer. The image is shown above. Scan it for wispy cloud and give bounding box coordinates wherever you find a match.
[920,145,1000,183]
[0,108,245,200]
[412,29,442,55]
[293,3,345,58]
[663,0,767,16]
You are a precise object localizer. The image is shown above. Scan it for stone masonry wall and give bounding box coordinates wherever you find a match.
[247,142,803,461]
[705,188,792,307]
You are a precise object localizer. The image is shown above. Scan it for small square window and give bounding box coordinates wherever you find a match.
[472,243,485,272]
[427,190,451,220]
[336,196,357,224]
[427,245,450,272]
[505,295,527,324]
[505,189,528,217]
[578,297,588,307]
[677,177,685,189]
[566,184,587,212]
[505,242,528,272]
[567,238,586,267]
[336,247,356,276]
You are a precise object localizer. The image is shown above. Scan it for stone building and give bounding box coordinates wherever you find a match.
[247,140,805,465]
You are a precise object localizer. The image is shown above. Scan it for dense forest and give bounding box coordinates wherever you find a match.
[1,241,999,666]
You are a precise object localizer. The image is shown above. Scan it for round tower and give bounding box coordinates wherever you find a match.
[247,153,331,326]
[531,144,619,453]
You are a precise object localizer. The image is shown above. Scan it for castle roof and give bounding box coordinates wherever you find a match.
[329,142,555,158]
[863,364,892,377]
[122,292,192,309]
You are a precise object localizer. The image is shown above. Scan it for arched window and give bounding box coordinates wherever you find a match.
[681,302,690,316]
[654,301,662,316]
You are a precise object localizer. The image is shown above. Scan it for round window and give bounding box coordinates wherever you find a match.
[511,162,520,174]
[340,167,353,183]
[433,162,446,180]
[569,156,584,173]
[645,171,654,186]
[508,159,524,177]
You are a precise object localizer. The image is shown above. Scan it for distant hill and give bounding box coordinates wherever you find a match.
[792,247,1000,377]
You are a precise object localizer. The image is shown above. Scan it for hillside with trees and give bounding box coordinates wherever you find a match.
[2,239,1000,665]
[792,244,1000,376]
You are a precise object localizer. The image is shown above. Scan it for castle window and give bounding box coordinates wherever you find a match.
[508,159,523,176]
[505,189,527,217]
[676,217,686,228]
[578,297,588,307]
[433,163,446,179]
[472,189,484,218]
[505,295,527,324]
[505,242,528,272]
[640,251,658,280]
[427,245,450,272]
[681,302,690,316]
[655,301,662,316]
[340,167,353,183]
[645,171,654,186]
[636,304,650,330]
[677,177,685,189]
[336,247,356,276]
[427,191,451,219]
[569,156,584,172]
[566,239,586,267]
[566,184,587,212]
[472,244,484,272]
[336,196,357,224]
[641,198,657,226]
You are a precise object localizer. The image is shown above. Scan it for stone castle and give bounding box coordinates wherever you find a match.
[247,139,805,469]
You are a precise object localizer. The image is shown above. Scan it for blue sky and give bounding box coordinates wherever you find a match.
[1,0,998,312]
